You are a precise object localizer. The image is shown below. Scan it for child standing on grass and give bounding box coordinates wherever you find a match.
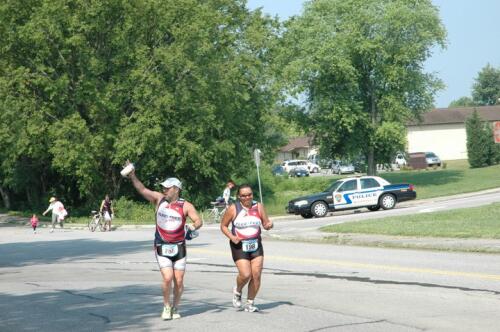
[31,214,39,234]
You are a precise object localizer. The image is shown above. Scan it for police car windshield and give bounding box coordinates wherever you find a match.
[325,180,342,192]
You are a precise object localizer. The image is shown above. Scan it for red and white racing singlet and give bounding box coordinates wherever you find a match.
[156,198,186,243]
[232,202,262,240]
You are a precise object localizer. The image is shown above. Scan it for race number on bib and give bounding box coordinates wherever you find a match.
[241,239,259,253]
[160,244,179,257]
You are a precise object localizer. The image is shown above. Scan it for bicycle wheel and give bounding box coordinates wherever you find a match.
[88,216,98,232]
[98,217,106,231]
[215,208,227,223]
[206,209,218,223]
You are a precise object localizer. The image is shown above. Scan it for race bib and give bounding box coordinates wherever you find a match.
[160,244,179,257]
[241,239,259,253]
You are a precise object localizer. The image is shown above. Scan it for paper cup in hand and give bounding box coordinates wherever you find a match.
[120,163,135,177]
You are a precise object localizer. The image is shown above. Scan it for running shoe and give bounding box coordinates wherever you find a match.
[172,307,181,319]
[232,286,242,309]
[244,300,259,312]
[161,306,172,320]
[49,228,54,233]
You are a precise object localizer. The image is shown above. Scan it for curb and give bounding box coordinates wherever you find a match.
[265,232,500,253]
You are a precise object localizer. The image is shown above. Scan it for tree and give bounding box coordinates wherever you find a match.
[472,64,500,106]
[0,0,284,209]
[466,109,495,167]
[275,0,446,174]
[448,96,475,108]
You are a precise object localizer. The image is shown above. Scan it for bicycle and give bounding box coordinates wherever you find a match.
[203,202,227,223]
[88,210,106,232]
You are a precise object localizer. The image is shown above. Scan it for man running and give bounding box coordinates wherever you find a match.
[125,164,202,320]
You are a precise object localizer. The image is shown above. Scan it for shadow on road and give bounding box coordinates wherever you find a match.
[0,284,215,331]
[0,284,289,331]
[0,239,151,267]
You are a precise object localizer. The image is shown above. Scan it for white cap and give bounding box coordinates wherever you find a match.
[160,177,182,189]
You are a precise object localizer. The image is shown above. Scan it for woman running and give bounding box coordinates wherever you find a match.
[220,184,273,312]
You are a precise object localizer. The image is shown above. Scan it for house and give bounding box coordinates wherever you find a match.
[276,136,314,162]
[277,106,500,163]
[407,105,500,160]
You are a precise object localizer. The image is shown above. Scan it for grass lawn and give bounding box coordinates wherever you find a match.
[264,160,500,216]
[321,202,500,239]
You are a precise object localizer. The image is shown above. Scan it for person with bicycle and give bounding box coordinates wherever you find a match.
[220,184,273,312]
[99,194,114,231]
[88,210,105,232]
[124,163,202,321]
[222,180,235,206]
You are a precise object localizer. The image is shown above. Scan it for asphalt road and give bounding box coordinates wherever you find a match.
[1,224,500,332]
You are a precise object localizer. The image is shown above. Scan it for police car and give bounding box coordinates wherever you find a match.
[286,176,416,218]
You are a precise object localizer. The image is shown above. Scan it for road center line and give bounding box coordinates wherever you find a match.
[189,248,500,281]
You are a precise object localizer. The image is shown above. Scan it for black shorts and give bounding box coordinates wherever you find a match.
[230,239,264,262]
[155,241,186,262]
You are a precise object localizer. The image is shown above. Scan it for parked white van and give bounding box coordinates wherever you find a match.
[282,160,321,173]
[394,153,407,167]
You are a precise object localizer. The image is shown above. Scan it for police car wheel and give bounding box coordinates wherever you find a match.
[367,205,380,211]
[380,194,396,210]
[311,201,328,218]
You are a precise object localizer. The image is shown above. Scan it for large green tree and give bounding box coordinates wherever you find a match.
[275,0,446,174]
[0,0,284,209]
[472,64,500,106]
[448,96,475,108]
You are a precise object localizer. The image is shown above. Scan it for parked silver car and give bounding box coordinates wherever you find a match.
[331,160,355,174]
[425,152,441,167]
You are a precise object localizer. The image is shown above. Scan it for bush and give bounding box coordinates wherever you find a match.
[113,197,154,225]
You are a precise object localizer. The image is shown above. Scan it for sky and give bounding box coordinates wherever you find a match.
[246,0,500,108]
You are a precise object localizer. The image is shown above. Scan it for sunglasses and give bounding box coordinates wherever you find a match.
[239,193,253,198]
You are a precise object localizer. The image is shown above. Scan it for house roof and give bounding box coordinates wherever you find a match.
[410,105,500,126]
[279,136,313,152]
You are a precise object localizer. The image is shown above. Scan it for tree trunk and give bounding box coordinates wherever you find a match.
[367,147,376,175]
[367,79,378,176]
[26,187,33,207]
[112,172,120,199]
[0,186,11,210]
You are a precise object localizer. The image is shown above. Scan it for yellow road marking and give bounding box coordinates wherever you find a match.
[189,248,500,281]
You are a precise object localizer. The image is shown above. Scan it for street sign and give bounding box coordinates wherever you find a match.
[254,149,261,166]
